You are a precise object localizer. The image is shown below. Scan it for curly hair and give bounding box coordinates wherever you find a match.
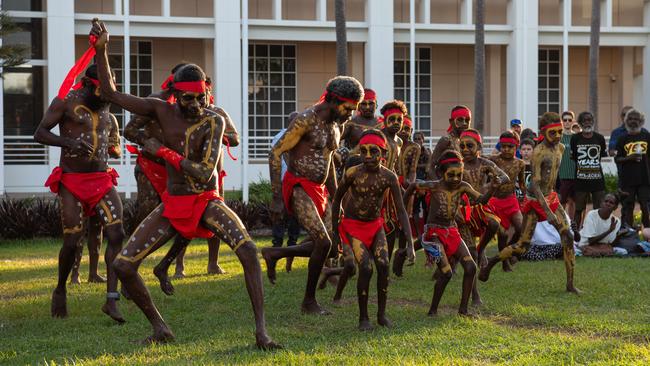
[577,111,594,126]
[173,63,206,83]
[538,111,561,130]
[499,130,520,144]
[324,76,364,104]
[380,100,408,117]
[437,149,464,173]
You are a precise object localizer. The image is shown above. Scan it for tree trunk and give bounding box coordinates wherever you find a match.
[474,0,485,132]
[335,0,348,76]
[588,0,601,127]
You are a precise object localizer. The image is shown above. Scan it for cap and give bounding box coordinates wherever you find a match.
[510,119,522,126]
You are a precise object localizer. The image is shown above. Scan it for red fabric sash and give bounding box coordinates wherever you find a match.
[45,167,118,216]
[425,226,462,257]
[521,191,560,222]
[488,194,521,230]
[162,190,223,239]
[282,171,328,217]
[218,170,227,195]
[57,35,97,100]
[338,216,385,250]
[128,145,168,197]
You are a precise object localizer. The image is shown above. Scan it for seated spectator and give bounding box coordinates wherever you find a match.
[521,220,563,261]
[577,193,622,256]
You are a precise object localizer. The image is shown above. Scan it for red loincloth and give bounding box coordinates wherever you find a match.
[162,190,223,239]
[424,225,462,257]
[338,216,385,250]
[465,201,501,238]
[45,167,119,216]
[282,170,328,217]
[128,145,168,198]
[521,191,560,222]
[488,194,521,230]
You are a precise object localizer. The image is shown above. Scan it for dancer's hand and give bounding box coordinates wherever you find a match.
[65,138,93,157]
[90,18,109,48]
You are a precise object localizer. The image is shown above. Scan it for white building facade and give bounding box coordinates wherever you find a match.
[2,0,648,198]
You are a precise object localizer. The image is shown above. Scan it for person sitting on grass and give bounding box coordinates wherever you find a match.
[577,193,622,257]
[402,150,495,317]
[331,129,415,331]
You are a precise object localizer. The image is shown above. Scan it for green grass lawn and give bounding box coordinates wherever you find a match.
[2,238,650,365]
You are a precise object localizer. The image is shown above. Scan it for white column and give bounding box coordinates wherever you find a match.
[215,0,244,195]
[272,0,282,20]
[162,0,171,17]
[643,2,650,115]
[123,0,132,198]
[562,0,571,111]
[316,0,327,21]
[602,0,612,28]
[507,0,539,129]
[409,0,415,116]
[461,0,473,24]
[420,0,430,24]
[114,0,122,15]
[46,0,75,171]
[365,0,394,101]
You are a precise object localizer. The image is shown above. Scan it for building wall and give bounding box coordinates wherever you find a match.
[249,0,274,19]
[430,0,460,24]
[539,0,561,26]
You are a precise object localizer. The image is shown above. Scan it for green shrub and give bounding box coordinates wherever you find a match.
[249,178,273,204]
[604,173,618,193]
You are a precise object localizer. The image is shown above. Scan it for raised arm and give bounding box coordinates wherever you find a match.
[34,98,93,157]
[108,113,122,158]
[91,20,165,119]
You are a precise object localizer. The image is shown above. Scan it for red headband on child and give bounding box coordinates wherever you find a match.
[540,122,562,131]
[460,130,482,144]
[363,89,376,101]
[499,137,519,145]
[57,35,98,100]
[439,157,461,165]
[403,116,413,128]
[358,134,387,149]
[382,108,404,118]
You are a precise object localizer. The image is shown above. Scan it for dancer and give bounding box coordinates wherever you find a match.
[332,130,414,330]
[480,112,580,295]
[34,58,125,322]
[261,75,364,314]
[403,150,494,316]
[92,19,279,347]
[488,131,526,272]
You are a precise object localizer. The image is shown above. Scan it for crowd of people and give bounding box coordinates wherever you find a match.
[32,19,650,349]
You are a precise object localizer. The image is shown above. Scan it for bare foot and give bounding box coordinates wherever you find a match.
[458,309,477,318]
[101,300,125,324]
[358,319,374,331]
[172,270,185,280]
[377,316,392,328]
[88,274,107,283]
[427,309,438,317]
[51,289,67,318]
[301,300,332,315]
[139,327,175,345]
[69,274,81,285]
[285,257,294,273]
[153,264,175,296]
[566,285,582,295]
[261,249,277,285]
[207,263,226,275]
[472,296,483,306]
[256,333,283,350]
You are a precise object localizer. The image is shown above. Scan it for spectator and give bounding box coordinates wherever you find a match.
[615,109,650,228]
[516,138,535,200]
[577,193,622,257]
[270,112,302,272]
[520,128,537,143]
[571,123,582,134]
[520,221,563,261]
[570,111,607,228]
[510,119,522,137]
[558,110,577,219]
[608,105,635,157]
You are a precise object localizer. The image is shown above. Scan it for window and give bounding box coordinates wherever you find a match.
[2,18,45,59]
[538,48,561,116]
[394,46,432,136]
[248,43,297,159]
[108,40,153,129]
[3,0,43,11]
[3,65,44,136]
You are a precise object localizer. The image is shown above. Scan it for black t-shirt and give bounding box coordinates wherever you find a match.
[615,129,650,187]
[516,162,532,200]
[570,132,607,192]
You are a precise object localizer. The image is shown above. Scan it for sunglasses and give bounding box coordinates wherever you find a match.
[562,118,573,122]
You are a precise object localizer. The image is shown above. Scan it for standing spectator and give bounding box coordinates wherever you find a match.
[520,128,537,143]
[510,119,522,136]
[571,123,582,134]
[570,111,607,228]
[270,113,301,272]
[558,111,577,219]
[608,105,635,156]
[577,193,622,257]
[615,109,650,228]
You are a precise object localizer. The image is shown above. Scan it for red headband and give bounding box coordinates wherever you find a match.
[160,74,174,90]
[499,137,519,145]
[540,122,562,131]
[57,35,97,100]
[174,80,207,93]
[450,107,471,120]
[363,89,376,101]
[318,90,361,105]
[460,130,482,144]
[382,108,403,118]
[439,157,461,165]
[403,116,413,128]
[358,134,387,149]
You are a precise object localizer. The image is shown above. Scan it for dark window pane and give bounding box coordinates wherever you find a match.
[3,65,44,136]
[283,45,295,57]
[549,90,559,102]
[270,102,282,115]
[284,88,296,100]
[270,116,283,129]
[539,62,547,75]
[4,18,45,59]
[138,41,152,54]
[270,45,282,57]
[539,76,547,88]
[419,47,431,59]
[283,59,295,72]
[255,58,268,71]
[283,73,295,86]
[549,49,560,61]
[538,104,546,115]
[249,44,254,54]
[549,63,559,75]
[419,75,430,88]
[284,102,296,114]
[270,73,282,85]
[550,104,560,113]
[394,61,404,74]
[549,77,559,89]
[249,102,254,114]
[130,55,137,65]
[130,70,138,83]
[139,86,150,97]
[539,49,547,61]
[419,103,431,116]
[139,55,151,69]
[538,90,547,102]
[270,58,282,71]
[418,89,430,102]
[4,0,43,11]
[418,61,430,73]
[256,116,268,130]
[140,71,152,84]
[248,58,254,69]
[270,87,282,100]
[109,55,123,67]
[255,45,268,57]
[248,116,255,130]
[395,90,405,100]
[255,87,267,100]
[394,75,404,88]
[256,101,267,114]
[130,86,138,94]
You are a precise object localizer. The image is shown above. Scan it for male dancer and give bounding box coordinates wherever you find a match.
[480,112,580,294]
[488,131,526,272]
[91,19,279,347]
[261,76,364,315]
[403,150,495,316]
[34,60,125,322]
[427,105,472,179]
[332,130,414,330]
[340,88,381,151]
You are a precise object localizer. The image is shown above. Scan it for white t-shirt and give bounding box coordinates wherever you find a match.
[578,209,621,247]
[532,220,561,246]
